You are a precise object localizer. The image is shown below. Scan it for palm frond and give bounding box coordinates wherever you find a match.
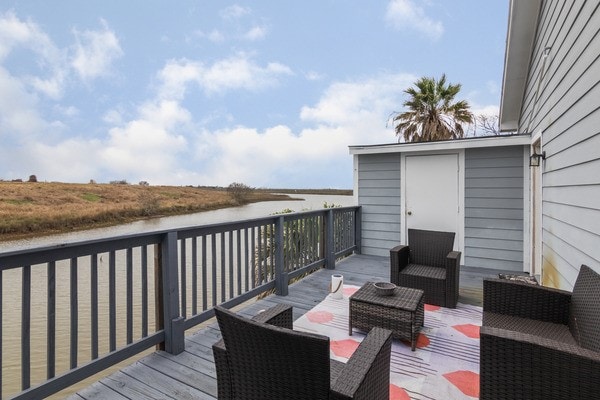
[391,74,472,142]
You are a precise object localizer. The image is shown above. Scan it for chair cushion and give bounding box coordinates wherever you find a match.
[569,265,600,352]
[401,263,446,280]
[484,312,578,346]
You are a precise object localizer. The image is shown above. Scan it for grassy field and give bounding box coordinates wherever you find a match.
[0,182,295,241]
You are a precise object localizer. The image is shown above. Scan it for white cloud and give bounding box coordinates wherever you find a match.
[100,100,189,179]
[157,54,293,98]
[0,11,59,62]
[305,71,325,81]
[191,72,418,187]
[0,11,66,99]
[0,67,48,136]
[70,19,123,81]
[385,0,444,40]
[244,25,267,41]
[220,5,250,20]
[208,29,225,43]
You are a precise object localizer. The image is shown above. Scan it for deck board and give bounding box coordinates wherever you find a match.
[70,254,501,400]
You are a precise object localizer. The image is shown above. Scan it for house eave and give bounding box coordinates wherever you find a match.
[349,134,532,155]
[499,0,542,132]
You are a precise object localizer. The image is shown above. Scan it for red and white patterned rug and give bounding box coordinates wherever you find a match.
[294,285,482,400]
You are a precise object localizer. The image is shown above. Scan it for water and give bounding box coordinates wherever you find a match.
[0,194,353,252]
[0,194,353,398]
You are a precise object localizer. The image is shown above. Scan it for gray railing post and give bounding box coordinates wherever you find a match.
[159,231,184,355]
[355,206,362,254]
[325,209,336,269]
[274,216,288,295]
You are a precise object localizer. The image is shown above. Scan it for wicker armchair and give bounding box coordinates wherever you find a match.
[212,304,393,400]
[480,264,600,399]
[390,228,461,308]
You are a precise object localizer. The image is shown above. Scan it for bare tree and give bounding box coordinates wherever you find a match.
[475,114,500,135]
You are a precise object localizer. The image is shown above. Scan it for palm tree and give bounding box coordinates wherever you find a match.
[391,74,473,142]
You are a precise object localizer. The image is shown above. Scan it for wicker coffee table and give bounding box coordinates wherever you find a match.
[349,282,424,351]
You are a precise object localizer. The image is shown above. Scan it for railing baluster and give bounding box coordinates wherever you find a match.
[236,229,242,295]
[141,246,148,338]
[250,227,255,289]
[201,235,207,311]
[257,226,263,284]
[191,239,197,316]
[47,261,56,378]
[180,239,187,318]
[91,255,98,359]
[244,228,250,291]
[221,233,226,302]
[211,234,217,306]
[229,231,234,298]
[70,258,78,369]
[126,248,133,344]
[109,251,116,352]
[21,265,31,390]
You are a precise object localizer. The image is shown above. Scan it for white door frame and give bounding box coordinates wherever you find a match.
[528,132,543,278]
[400,150,465,255]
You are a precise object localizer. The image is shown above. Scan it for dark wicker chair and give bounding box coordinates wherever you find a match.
[389,228,461,308]
[212,304,393,400]
[480,264,600,399]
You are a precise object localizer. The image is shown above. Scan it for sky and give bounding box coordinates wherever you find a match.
[0,1,509,189]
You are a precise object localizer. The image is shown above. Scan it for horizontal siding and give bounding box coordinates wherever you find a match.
[463,146,525,271]
[517,0,600,289]
[357,153,401,257]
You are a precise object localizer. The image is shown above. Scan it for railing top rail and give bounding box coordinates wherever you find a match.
[0,206,360,270]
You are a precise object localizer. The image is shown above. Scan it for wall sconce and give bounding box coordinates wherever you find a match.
[529,151,546,167]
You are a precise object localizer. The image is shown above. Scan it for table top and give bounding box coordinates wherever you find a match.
[350,282,424,312]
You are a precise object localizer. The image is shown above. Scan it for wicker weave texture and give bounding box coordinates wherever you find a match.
[212,304,293,400]
[480,264,600,400]
[390,228,460,308]
[349,282,424,351]
[213,305,393,400]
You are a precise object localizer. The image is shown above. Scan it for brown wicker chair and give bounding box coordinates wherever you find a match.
[389,228,461,308]
[212,304,393,400]
[480,264,600,399]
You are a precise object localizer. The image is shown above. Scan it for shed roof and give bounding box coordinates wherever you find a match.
[499,0,542,132]
[348,134,531,155]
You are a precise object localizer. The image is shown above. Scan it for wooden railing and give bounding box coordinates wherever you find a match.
[0,206,360,399]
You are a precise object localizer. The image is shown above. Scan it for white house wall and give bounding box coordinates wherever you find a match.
[517,0,600,289]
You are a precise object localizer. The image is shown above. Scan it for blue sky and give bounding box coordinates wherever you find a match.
[0,1,509,189]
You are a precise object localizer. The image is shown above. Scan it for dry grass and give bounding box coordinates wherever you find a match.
[0,182,289,240]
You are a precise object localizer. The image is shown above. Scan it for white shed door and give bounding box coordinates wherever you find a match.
[405,154,460,249]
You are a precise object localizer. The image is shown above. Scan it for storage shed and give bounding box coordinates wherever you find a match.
[349,134,532,273]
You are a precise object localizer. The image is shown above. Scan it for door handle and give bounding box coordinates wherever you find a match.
[407,211,412,215]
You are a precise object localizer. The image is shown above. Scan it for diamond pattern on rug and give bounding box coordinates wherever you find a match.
[294,285,482,400]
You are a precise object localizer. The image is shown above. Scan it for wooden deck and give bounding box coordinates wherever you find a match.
[68,254,503,400]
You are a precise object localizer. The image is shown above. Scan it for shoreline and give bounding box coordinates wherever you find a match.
[0,182,352,243]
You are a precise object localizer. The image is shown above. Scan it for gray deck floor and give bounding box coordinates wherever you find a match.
[68,254,504,400]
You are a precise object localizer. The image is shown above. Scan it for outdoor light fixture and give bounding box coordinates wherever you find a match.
[529,151,546,167]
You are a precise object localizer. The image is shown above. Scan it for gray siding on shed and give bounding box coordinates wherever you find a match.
[464,146,525,271]
[358,153,401,256]
[518,0,600,289]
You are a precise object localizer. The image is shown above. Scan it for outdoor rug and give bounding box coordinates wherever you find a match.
[294,285,482,400]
